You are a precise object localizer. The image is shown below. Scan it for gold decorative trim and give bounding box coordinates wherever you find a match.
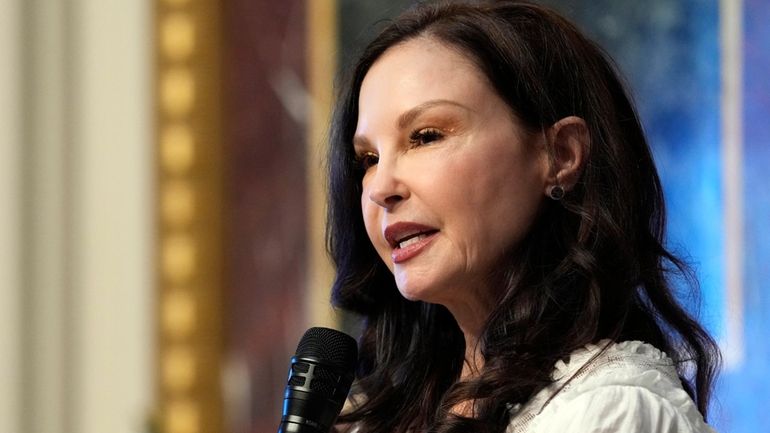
[156,0,224,432]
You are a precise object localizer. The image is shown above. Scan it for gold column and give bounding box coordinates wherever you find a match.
[306,0,340,328]
[156,0,224,432]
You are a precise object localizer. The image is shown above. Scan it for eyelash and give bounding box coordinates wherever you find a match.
[409,128,444,146]
[354,128,445,171]
[355,151,379,171]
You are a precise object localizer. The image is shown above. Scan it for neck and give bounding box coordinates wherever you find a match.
[461,330,484,380]
[436,282,499,379]
[442,299,491,418]
[444,301,489,380]
[452,324,485,417]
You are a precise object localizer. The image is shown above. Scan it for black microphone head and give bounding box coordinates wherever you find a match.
[279,327,358,433]
[296,327,358,370]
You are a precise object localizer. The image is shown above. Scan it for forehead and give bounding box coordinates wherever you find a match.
[357,37,493,118]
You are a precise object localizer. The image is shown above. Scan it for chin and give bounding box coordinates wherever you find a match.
[395,280,428,301]
[396,286,423,302]
[395,280,443,304]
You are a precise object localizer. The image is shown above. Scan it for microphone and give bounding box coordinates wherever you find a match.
[278,327,358,433]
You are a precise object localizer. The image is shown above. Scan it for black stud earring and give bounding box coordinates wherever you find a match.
[547,185,565,200]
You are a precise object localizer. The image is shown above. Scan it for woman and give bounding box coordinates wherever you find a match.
[326,1,721,432]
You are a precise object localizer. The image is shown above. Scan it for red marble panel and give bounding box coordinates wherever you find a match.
[222,1,308,432]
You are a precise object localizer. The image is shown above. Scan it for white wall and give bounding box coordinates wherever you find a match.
[0,0,23,431]
[0,0,155,432]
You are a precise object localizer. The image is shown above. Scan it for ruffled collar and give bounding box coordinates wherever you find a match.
[551,339,672,381]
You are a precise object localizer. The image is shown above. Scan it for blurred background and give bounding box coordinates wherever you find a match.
[1,0,767,432]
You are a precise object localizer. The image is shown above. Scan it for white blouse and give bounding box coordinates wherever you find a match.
[506,340,718,433]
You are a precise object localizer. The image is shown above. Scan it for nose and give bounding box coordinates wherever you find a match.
[367,157,409,209]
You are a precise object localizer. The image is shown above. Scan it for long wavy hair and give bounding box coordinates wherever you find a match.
[326,2,720,432]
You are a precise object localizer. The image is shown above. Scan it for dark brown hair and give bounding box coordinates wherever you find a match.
[326,2,720,432]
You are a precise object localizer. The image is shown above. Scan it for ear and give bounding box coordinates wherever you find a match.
[545,116,589,193]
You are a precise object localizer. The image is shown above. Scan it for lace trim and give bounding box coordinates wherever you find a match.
[506,340,679,433]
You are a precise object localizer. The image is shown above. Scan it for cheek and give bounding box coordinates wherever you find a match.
[360,195,388,257]
[361,194,375,238]
[446,157,543,250]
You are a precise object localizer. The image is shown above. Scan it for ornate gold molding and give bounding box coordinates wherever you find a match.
[156,0,224,432]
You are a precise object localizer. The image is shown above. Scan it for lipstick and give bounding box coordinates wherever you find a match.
[391,232,437,263]
[384,222,439,264]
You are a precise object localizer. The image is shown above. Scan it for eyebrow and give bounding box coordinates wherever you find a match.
[353,99,471,149]
[396,99,471,129]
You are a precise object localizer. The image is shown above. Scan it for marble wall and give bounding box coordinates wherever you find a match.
[222,1,308,432]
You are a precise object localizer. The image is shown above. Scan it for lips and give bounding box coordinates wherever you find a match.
[384,222,439,263]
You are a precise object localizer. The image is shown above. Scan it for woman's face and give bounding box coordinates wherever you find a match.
[354,37,549,315]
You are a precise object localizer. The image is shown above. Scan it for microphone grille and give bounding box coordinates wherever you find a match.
[295,327,357,369]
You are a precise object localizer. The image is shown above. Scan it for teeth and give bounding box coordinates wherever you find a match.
[398,234,425,249]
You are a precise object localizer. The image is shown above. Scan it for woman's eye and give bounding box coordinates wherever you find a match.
[409,128,444,146]
[355,151,379,171]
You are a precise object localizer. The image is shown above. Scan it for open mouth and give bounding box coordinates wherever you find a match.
[385,222,439,250]
[385,222,439,263]
[394,230,439,249]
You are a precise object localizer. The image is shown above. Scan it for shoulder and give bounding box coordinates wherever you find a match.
[508,341,718,433]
